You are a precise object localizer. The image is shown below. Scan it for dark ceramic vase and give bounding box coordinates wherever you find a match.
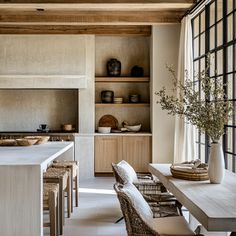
[101,90,114,103]
[131,65,144,77]
[107,58,121,77]
[129,94,140,103]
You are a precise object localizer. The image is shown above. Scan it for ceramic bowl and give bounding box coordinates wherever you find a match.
[124,124,141,132]
[98,127,111,134]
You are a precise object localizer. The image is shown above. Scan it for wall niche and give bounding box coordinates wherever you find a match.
[0,89,78,132]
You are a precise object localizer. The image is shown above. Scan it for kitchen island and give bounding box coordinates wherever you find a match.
[0,142,74,236]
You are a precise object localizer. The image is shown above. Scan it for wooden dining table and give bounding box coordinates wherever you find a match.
[149,163,236,236]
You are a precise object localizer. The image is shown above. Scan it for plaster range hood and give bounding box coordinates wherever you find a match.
[0,35,90,89]
[0,75,87,89]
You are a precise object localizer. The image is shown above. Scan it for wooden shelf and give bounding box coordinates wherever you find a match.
[95,103,150,108]
[95,76,150,82]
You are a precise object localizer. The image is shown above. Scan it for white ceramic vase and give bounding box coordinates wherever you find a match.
[208,142,225,184]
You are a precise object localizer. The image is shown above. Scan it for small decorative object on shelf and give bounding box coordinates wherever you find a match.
[37,124,50,132]
[113,97,123,104]
[101,90,114,103]
[129,94,140,103]
[97,127,111,134]
[99,114,118,130]
[155,54,233,184]
[107,58,121,77]
[131,65,144,77]
[61,124,74,131]
[122,120,142,132]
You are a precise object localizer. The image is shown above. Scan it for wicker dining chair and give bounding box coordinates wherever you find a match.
[112,161,182,215]
[114,183,204,236]
[112,161,166,194]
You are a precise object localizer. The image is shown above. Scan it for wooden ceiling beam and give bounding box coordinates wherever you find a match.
[0,0,195,3]
[0,10,185,25]
[0,0,195,11]
[0,25,152,35]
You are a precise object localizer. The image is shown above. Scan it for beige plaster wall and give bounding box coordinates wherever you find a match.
[151,24,181,164]
[0,35,86,75]
[0,89,78,132]
[95,36,150,76]
[0,35,92,132]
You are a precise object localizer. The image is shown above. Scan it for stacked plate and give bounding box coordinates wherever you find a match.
[113,97,123,104]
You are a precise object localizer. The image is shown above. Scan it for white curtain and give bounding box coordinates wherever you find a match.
[173,15,196,163]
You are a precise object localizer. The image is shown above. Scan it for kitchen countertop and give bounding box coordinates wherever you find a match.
[0,141,73,166]
[0,131,78,135]
[0,141,74,236]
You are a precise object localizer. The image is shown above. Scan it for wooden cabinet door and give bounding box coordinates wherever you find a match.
[95,136,122,173]
[122,136,151,172]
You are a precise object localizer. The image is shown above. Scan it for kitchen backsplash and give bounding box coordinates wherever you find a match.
[0,89,78,132]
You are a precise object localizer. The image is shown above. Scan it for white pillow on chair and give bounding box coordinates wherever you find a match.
[116,160,138,183]
[122,183,153,219]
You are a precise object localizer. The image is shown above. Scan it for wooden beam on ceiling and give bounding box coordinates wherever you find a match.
[0,25,152,35]
[0,0,195,29]
[0,0,196,14]
[0,0,195,4]
[0,10,186,25]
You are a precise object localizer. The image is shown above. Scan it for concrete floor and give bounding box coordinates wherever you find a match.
[44,177,229,236]
[44,177,127,236]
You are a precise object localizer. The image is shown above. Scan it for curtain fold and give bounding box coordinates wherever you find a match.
[173,16,196,163]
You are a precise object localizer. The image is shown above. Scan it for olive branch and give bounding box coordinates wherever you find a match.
[155,54,234,143]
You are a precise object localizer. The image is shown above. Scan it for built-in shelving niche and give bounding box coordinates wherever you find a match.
[0,89,79,132]
[95,35,151,132]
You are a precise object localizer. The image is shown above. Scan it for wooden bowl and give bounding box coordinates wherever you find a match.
[0,139,17,146]
[25,136,49,145]
[16,138,38,146]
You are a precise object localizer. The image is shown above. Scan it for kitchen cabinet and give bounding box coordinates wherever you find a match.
[95,136,122,173]
[122,136,151,172]
[94,36,152,175]
[95,135,151,173]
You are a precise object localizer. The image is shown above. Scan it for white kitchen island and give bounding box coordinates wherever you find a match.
[0,142,74,236]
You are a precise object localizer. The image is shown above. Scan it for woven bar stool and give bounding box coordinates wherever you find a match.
[43,183,59,236]
[53,160,79,209]
[44,168,71,235]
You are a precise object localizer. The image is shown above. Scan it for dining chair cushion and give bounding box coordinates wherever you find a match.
[122,183,153,219]
[148,216,195,236]
[116,160,138,183]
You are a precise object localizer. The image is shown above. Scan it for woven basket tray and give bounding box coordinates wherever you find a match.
[170,165,209,181]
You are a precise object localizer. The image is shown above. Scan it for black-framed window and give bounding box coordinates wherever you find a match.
[192,0,236,172]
